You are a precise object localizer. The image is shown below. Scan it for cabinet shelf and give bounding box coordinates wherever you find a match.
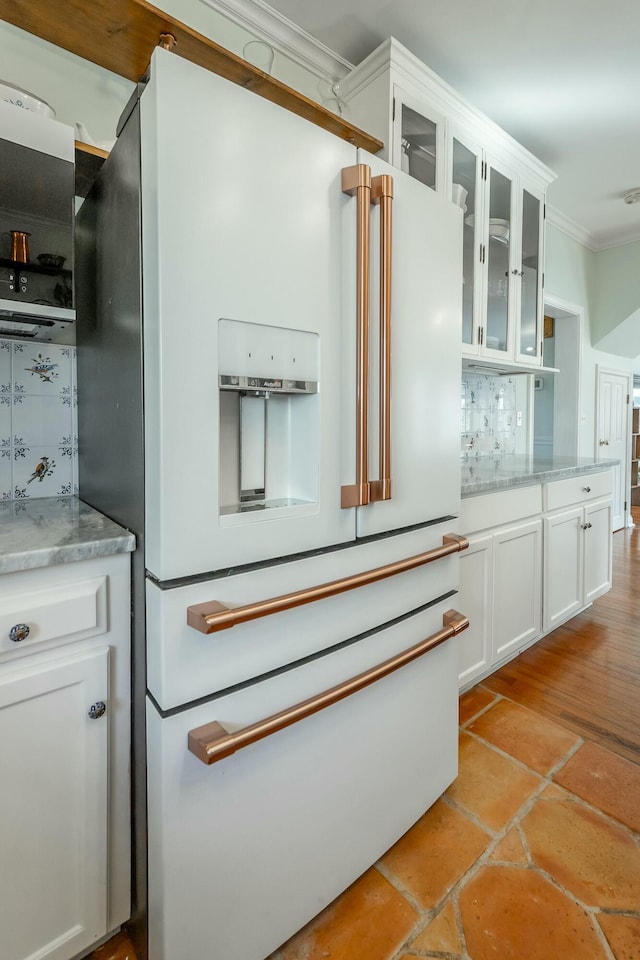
[75,141,109,198]
[0,256,71,278]
[0,0,382,169]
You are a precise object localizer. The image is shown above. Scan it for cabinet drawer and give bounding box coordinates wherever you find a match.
[0,577,107,656]
[147,519,461,710]
[543,471,612,512]
[147,596,458,960]
[460,484,542,535]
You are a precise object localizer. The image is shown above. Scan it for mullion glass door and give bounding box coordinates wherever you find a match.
[484,165,513,356]
[518,187,542,362]
[452,136,481,349]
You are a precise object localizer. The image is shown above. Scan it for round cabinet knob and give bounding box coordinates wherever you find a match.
[9,623,30,643]
[88,701,107,720]
[583,486,591,492]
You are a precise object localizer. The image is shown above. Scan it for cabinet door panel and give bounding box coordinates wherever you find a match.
[543,508,583,632]
[584,500,613,603]
[482,159,516,360]
[0,648,109,960]
[392,86,445,193]
[515,180,545,365]
[492,519,542,662]
[451,130,483,353]
[458,534,492,688]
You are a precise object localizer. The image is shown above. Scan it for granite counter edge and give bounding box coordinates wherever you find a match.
[461,460,617,498]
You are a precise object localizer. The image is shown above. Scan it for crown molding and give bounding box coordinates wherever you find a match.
[546,206,596,251]
[547,206,640,253]
[199,0,353,82]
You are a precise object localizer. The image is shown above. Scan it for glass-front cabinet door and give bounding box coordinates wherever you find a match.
[482,159,516,360]
[451,131,483,353]
[392,87,445,193]
[515,182,544,365]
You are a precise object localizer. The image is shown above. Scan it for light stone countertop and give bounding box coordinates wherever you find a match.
[0,497,135,574]
[461,456,619,497]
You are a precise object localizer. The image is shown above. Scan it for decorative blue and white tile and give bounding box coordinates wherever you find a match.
[0,449,11,500]
[12,446,73,500]
[0,338,10,395]
[11,394,73,448]
[12,343,72,397]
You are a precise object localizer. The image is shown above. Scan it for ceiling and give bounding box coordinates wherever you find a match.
[264,0,640,250]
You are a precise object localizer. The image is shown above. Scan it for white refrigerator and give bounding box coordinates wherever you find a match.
[77,47,466,960]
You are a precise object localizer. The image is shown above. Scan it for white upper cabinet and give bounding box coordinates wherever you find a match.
[340,38,555,371]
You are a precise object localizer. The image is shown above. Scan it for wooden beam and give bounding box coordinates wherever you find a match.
[0,0,383,154]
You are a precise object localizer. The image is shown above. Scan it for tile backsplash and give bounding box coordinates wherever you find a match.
[461,373,517,459]
[0,339,78,500]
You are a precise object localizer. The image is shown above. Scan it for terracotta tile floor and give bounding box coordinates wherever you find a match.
[92,687,640,960]
[268,687,640,960]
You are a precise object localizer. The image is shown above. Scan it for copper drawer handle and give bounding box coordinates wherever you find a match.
[188,609,469,765]
[187,533,469,634]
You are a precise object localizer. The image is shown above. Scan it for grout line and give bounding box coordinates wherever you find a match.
[458,690,503,730]
[374,860,434,922]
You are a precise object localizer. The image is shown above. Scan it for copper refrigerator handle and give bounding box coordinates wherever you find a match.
[187,533,469,634]
[188,609,469,765]
[369,174,394,503]
[341,164,372,509]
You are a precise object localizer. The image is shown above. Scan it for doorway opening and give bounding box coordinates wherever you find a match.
[533,296,582,459]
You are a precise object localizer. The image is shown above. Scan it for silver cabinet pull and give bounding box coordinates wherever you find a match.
[187,533,469,634]
[88,701,106,719]
[583,486,591,492]
[188,609,469,765]
[9,623,30,643]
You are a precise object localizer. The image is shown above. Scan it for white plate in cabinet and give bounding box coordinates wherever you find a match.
[491,518,542,663]
[0,646,109,960]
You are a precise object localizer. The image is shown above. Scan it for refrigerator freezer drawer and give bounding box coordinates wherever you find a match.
[147,596,459,960]
[146,519,462,709]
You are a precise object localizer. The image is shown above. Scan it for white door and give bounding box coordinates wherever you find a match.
[596,366,630,530]
[584,499,613,603]
[355,151,463,538]
[457,533,492,688]
[543,507,584,632]
[491,519,542,662]
[142,49,357,580]
[0,648,109,960]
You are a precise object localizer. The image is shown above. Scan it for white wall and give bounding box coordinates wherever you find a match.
[545,223,639,458]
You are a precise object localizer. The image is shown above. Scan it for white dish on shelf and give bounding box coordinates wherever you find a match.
[489,218,509,243]
[0,81,55,118]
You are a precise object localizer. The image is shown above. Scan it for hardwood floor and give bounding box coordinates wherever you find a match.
[483,518,640,764]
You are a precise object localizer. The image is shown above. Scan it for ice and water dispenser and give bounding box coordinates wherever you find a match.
[218,319,320,519]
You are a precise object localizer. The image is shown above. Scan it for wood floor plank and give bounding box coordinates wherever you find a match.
[484,522,640,764]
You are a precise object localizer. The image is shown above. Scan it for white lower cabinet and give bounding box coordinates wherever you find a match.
[458,472,614,689]
[458,534,492,687]
[0,649,109,960]
[544,498,613,631]
[458,517,541,687]
[0,553,131,960]
[492,519,542,662]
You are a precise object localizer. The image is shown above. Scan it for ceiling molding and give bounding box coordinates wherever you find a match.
[546,206,596,251]
[199,0,353,82]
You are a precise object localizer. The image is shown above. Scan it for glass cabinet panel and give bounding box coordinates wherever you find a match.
[519,188,541,359]
[485,167,512,354]
[452,138,479,346]
[400,103,437,190]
